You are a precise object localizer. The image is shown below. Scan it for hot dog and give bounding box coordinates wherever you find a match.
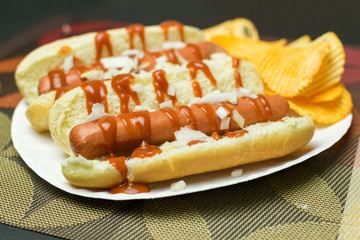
[26,40,227,133]
[62,115,314,189]
[70,95,289,159]
[49,54,264,154]
[16,21,205,103]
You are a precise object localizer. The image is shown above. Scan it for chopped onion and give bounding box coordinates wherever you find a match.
[174,127,212,143]
[121,49,144,59]
[220,117,231,130]
[215,106,230,120]
[199,90,237,105]
[61,55,74,74]
[103,68,122,79]
[231,169,243,178]
[84,103,110,122]
[80,69,103,81]
[159,100,173,108]
[139,62,150,69]
[237,87,258,99]
[174,50,188,65]
[100,56,133,69]
[167,84,176,96]
[131,83,144,93]
[162,41,187,50]
[232,110,245,129]
[171,180,186,192]
[134,105,152,111]
[189,97,200,105]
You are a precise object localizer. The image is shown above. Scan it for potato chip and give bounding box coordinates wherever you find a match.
[203,18,259,40]
[288,35,312,47]
[300,32,345,97]
[288,87,352,123]
[296,83,344,103]
[210,36,285,65]
[257,41,329,97]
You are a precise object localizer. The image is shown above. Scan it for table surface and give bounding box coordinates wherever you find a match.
[1,17,360,240]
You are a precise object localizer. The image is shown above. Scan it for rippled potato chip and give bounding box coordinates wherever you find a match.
[288,35,312,47]
[299,32,345,97]
[296,83,344,103]
[203,18,259,40]
[288,86,352,123]
[210,36,286,65]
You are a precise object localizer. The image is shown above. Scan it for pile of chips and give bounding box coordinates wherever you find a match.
[205,19,353,123]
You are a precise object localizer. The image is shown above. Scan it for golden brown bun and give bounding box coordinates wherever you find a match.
[15,25,205,104]
[62,116,315,188]
[49,55,264,154]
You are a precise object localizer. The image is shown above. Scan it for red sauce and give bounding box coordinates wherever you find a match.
[211,132,221,140]
[185,43,203,61]
[106,156,150,194]
[258,94,272,120]
[164,49,180,64]
[111,74,140,113]
[48,69,67,90]
[106,156,128,178]
[95,31,113,61]
[178,105,196,129]
[226,130,248,138]
[243,97,263,122]
[187,61,217,86]
[160,20,184,41]
[54,86,72,100]
[119,111,151,141]
[80,80,109,114]
[98,115,118,157]
[110,181,150,194]
[58,46,72,54]
[191,80,202,98]
[243,95,273,122]
[130,141,162,158]
[160,107,181,132]
[152,69,177,105]
[232,57,243,88]
[126,24,146,51]
[187,140,205,146]
[194,103,218,132]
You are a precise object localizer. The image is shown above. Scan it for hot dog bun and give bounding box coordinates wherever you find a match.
[15,24,205,103]
[62,116,314,188]
[49,54,264,154]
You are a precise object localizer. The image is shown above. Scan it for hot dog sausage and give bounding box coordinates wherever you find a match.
[70,95,289,159]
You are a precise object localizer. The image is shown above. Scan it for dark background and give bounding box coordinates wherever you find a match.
[1,0,360,45]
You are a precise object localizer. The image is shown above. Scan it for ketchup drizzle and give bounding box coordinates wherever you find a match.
[191,80,202,98]
[194,103,218,132]
[95,31,113,61]
[164,49,180,64]
[119,111,151,141]
[130,141,162,159]
[152,70,177,105]
[98,115,118,157]
[111,74,140,113]
[258,94,272,120]
[187,61,217,86]
[126,24,146,51]
[80,80,109,114]
[160,107,181,133]
[232,57,243,88]
[186,43,203,61]
[48,69,67,90]
[160,20,185,41]
[178,105,197,129]
[226,130,248,138]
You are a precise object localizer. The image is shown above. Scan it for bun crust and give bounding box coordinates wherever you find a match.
[15,25,205,103]
[62,116,314,188]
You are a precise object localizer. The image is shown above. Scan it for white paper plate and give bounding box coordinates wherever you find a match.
[11,100,352,200]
